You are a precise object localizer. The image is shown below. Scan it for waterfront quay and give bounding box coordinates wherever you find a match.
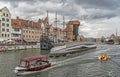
[0,44,40,51]
[0,43,120,77]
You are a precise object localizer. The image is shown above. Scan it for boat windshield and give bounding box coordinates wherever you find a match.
[20,61,26,67]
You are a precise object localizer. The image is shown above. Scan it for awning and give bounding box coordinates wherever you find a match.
[24,40,32,42]
[5,39,15,42]
[35,40,40,42]
[24,40,37,42]
[13,38,22,41]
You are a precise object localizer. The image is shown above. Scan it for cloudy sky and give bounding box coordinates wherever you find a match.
[0,0,120,38]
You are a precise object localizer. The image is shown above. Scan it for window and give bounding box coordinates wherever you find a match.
[26,35,28,38]
[20,61,26,67]
[14,28,19,32]
[6,19,9,22]
[13,34,19,37]
[2,34,4,37]
[2,18,5,21]
[6,14,8,17]
[5,34,6,37]
[7,29,9,32]
[3,13,5,16]
[7,24,9,27]
[8,34,9,37]
[2,28,5,31]
[2,23,5,26]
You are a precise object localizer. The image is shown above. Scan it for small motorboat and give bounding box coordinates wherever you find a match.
[98,53,109,61]
[14,55,51,75]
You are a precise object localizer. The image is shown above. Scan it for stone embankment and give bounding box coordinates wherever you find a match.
[0,45,40,52]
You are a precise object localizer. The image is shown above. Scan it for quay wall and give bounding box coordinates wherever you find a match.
[1,45,40,51]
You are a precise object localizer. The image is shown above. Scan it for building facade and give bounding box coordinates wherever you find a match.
[11,19,22,44]
[0,7,12,41]
[11,17,41,44]
[65,20,80,41]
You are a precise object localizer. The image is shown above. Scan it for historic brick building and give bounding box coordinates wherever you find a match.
[11,17,41,44]
[65,20,80,41]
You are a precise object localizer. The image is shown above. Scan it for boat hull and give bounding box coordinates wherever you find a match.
[14,64,51,75]
[50,44,97,57]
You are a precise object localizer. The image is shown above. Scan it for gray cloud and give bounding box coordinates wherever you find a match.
[75,0,120,10]
[0,0,120,37]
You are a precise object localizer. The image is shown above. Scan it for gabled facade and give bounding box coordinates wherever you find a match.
[11,19,22,44]
[11,17,41,44]
[0,7,12,41]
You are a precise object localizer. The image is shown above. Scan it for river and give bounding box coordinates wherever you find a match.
[0,44,120,77]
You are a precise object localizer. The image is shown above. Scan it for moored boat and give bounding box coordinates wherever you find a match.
[14,55,51,75]
[50,44,97,57]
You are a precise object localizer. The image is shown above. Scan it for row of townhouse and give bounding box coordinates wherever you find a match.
[0,7,81,44]
[0,7,64,44]
[11,17,42,44]
[0,7,44,44]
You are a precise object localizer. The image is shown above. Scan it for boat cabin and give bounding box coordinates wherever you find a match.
[19,55,50,68]
[14,55,51,75]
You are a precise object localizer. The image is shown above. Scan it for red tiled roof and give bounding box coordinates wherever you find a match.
[11,18,41,29]
[11,19,22,29]
[67,20,80,25]
[64,20,80,32]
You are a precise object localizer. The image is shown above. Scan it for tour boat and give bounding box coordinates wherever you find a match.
[14,55,51,75]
